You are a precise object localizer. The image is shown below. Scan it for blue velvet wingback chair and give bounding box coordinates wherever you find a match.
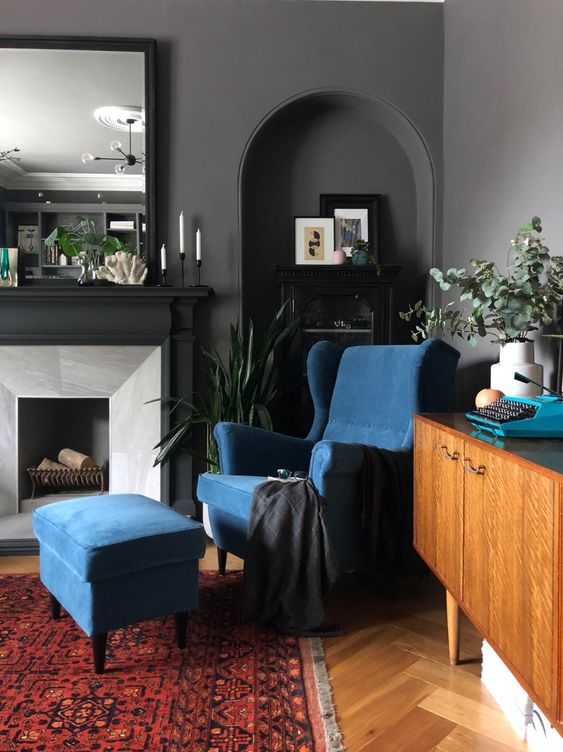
[197,338,460,574]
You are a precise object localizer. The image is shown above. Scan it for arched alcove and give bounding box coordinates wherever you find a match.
[239,89,436,340]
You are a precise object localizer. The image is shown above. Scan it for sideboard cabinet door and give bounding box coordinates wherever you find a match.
[462,442,555,712]
[414,421,464,599]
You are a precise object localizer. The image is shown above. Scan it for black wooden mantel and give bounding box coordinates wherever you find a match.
[0,285,213,554]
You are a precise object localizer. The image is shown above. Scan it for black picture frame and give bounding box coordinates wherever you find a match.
[320,194,382,262]
[0,36,157,283]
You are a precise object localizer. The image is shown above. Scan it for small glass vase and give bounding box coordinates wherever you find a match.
[78,259,95,286]
[0,247,12,287]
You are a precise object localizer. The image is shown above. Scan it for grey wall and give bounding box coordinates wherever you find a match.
[0,0,444,357]
[443,0,563,407]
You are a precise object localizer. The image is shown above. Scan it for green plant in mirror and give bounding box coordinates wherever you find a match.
[152,302,296,472]
[44,214,130,269]
[400,217,563,345]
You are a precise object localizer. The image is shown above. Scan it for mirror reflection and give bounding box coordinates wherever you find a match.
[0,45,147,282]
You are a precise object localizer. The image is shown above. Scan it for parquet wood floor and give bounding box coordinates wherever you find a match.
[0,545,529,751]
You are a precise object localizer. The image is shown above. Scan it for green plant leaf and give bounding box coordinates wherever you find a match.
[152,302,295,469]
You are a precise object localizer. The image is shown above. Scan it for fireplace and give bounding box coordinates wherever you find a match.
[0,286,212,553]
[18,396,110,505]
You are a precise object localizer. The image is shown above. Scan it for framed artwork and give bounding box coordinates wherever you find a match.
[294,217,335,264]
[320,194,382,260]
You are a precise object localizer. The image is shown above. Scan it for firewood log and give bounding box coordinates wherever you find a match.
[57,448,96,470]
[37,458,67,471]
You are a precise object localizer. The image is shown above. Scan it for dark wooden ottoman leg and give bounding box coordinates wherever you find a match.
[174,611,189,650]
[92,632,108,674]
[217,547,227,576]
[50,594,61,620]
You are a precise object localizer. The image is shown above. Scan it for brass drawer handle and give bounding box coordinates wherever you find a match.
[463,458,485,475]
[439,445,459,461]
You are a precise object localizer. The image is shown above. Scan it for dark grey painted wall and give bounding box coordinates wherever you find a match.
[0,0,444,357]
[443,0,563,407]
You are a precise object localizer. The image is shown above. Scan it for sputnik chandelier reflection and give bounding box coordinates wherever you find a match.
[0,147,21,162]
[81,106,144,175]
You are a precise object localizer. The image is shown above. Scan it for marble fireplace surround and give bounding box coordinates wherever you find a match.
[0,344,161,524]
[0,286,212,554]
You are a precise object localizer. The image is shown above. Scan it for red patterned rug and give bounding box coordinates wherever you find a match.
[0,572,343,752]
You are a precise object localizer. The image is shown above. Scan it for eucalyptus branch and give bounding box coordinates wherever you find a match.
[401,217,563,345]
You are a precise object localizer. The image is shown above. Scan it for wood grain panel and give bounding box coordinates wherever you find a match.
[436,726,529,752]
[338,673,436,750]
[0,555,39,574]
[419,688,529,749]
[557,480,563,727]
[360,705,456,752]
[414,420,464,598]
[462,442,554,710]
[404,658,499,709]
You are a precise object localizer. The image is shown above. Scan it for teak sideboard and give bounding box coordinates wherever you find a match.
[413,413,563,733]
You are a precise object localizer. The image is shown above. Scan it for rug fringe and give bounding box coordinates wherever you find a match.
[309,637,345,752]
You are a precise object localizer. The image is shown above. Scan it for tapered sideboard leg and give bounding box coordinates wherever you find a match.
[446,590,460,665]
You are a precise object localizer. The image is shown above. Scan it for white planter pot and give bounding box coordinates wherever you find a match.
[490,342,542,397]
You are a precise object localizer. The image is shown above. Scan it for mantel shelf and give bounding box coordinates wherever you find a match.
[302,328,371,334]
[274,264,401,283]
[0,285,214,345]
[0,285,213,301]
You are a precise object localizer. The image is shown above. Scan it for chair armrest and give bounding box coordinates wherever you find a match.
[214,422,315,476]
[309,441,366,571]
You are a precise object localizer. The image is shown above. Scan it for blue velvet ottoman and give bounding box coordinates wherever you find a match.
[32,494,205,674]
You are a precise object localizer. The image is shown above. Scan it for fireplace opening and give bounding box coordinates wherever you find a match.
[18,397,110,511]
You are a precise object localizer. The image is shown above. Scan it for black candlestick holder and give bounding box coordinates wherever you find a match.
[180,252,185,287]
[159,268,171,287]
[190,259,203,287]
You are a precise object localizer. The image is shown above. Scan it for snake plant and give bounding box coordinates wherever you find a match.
[153,302,295,471]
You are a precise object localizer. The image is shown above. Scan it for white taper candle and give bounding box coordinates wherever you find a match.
[196,228,202,262]
[179,211,184,255]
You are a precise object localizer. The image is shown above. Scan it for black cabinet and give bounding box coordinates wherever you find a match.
[274,264,401,435]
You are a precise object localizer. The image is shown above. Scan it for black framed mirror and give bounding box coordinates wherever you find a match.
[0,36,156,284]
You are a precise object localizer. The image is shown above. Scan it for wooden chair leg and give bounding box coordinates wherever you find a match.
[174,611,189,649]
[217,547,227,576]
[92,632,108,674]
[50,593,61,620]
[446,590,461,665]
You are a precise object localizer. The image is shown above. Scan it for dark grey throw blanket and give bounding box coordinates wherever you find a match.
[359,445,422,577]
[242,478,339,636]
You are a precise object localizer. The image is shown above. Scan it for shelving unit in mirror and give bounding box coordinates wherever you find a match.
[4,203,145,283]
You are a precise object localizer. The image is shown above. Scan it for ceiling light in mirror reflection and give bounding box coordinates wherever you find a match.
[82,115,144,175]
[0,48,145,192]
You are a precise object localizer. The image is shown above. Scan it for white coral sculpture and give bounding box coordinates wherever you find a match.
[97,251,148,285]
